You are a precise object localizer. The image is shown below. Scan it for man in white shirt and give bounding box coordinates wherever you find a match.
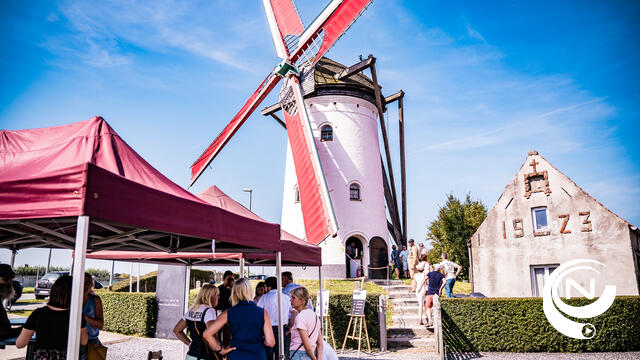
[282,271,312,309]
[439,253,462,298]
[258,276,292,360]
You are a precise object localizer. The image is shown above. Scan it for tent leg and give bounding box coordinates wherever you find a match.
[318,266,323,331]
[9,249,16,267]
[184,264,192,314]
[239,258,245,279]
[67,216,89,360]
[109,261,114,286]
[276,252,285,360]
[137,263,140,292]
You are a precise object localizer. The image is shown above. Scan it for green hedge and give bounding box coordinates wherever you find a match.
[310,292,382,350]
[441,296,640,353]
[101,292,157,337]
[111,269,214,292]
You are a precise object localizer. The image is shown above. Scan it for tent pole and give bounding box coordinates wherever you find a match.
[109,261,114,286]
[67,216,89,360]
[276,252,284,360]
[239,258,245,279]
[9,249,16,267]
[46,248,52,273]
[184,264,192,314]
[129,263,133,292]
[318,266,323,331]
[137,263,140,292]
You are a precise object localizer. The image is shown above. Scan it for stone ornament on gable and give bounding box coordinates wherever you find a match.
[524,154,551,199]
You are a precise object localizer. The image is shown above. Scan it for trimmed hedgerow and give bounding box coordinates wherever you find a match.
[310,292,382,350]
[101,292,157,337]
[111,269,214,292]
[441,296,640,353]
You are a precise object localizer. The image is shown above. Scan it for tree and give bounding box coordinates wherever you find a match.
[426,193,487,280]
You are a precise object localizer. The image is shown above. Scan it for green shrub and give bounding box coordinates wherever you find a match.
[111,269,214,292]
[101,292,157,337]
[441,296,640,353]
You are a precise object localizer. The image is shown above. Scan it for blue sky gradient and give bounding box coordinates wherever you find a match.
[1,1,638,274]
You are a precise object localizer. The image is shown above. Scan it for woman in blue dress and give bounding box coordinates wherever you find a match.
[203,278,275,360]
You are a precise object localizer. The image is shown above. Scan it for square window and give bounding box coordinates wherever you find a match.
[532,207,548,230]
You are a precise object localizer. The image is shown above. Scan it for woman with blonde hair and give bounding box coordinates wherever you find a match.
[174,284,221,360]
[203,278,275,360]
[289,287,323,360]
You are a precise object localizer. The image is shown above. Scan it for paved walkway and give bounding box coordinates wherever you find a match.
[3,331,638,359]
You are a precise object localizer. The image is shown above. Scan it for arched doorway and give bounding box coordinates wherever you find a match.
[369,237,388,279]
[345,236,364,278]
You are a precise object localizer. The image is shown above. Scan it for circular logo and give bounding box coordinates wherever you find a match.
[542,259,616,339]
[581,323,596,339]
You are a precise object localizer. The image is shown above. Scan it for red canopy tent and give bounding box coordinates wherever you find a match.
[0,117,281,253]
[0,117,282,358]
[198,185,321,266]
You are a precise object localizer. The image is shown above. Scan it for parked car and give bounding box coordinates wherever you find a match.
[34,272,103,299]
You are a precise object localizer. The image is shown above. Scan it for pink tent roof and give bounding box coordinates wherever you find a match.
[198,186,322,266]
[0,117,280,253]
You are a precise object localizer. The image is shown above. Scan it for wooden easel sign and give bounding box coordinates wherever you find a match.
[350,290,367,315]
[341,289,370,356]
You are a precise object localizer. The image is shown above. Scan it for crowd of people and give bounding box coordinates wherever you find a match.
[174,270,326,360]
[0,264,105,360]
[391,240,463,326]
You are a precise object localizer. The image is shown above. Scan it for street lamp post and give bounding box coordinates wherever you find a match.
[242,188,252,278]
[242,188,253,211]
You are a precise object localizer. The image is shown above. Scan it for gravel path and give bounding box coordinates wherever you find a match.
[106,337,185,360]
[105,337,640,360]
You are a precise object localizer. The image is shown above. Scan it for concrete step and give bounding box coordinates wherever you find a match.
[389,298,418,306]
[388,292,416,299]
[388,325,435,337]
[387,335,437,350]
[381,284,412,291]
[369,279,403,286]
[392,305,421,315]
[392,314,434,327]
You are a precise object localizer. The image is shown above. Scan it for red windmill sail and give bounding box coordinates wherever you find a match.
[190,0,373,244]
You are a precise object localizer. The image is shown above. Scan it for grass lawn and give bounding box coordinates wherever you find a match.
[14,299,46,304]
[8,309,34,317]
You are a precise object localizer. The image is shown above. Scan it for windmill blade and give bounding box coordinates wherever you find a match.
[190,72,281,186]
[290,0,372,68]
[263,0,304,58]
[280,76,338,244]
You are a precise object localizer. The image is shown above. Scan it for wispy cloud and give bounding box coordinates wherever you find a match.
[465,24,485,42]
[45,0,264,72]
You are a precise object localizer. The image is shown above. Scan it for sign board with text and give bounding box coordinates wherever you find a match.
[350,289,367,315]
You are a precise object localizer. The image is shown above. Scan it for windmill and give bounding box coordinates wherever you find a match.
[191,0,407,278]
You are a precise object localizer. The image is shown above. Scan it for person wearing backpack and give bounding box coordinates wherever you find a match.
[174,284,221,360]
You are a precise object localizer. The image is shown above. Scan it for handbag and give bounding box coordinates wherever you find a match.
[87,341,108,360]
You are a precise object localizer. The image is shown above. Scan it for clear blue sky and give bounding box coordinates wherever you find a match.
[1,1,638,276]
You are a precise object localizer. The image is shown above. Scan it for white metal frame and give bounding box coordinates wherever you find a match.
[530,264,559,297]
[531,206,549,232]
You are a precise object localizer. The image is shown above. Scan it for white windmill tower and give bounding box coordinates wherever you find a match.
[190,0,407,279]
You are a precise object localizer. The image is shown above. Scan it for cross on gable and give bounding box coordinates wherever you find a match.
[529,159,539,174]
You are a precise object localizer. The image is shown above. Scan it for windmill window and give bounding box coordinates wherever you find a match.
[349,183,361,201]
[321,125,333,141]
[294,185,300,203]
